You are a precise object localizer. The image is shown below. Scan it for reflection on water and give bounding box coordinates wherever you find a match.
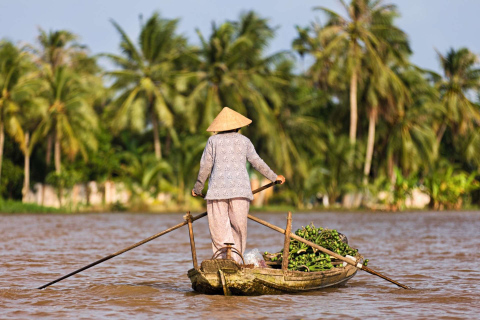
[1,211,479,319]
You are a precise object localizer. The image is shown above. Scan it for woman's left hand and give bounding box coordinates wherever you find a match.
[191,189,197,197]
[276,175,286,184]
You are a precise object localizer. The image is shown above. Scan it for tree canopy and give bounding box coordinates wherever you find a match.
[1,4,479,211]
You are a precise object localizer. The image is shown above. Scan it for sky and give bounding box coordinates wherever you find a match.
[1,0,480,73]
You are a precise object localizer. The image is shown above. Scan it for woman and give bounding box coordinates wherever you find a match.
[192,107,285,263]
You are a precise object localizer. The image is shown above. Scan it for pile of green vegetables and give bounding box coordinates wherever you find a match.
[265,223,367,272]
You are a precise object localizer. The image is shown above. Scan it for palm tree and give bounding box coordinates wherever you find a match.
[34,65,99,206]
[105,12,186,160]
[314,0,407,144]
[305,132,361,205]
[456,124,480,168]
[293,22,346,92]
[0,41,33,186]
[165,134,207,205]
[37,66,99,174]
[269,61,328,205]
[31,29,83,168]
[35,29,80,71]
[292,26,311,74]
[185,12,279,127]
[17,93,47,202]
[31,29,102,205]
[382,67,439,179]
[360,6,411,182]
[184,12,297,176]
[435,47,480,143]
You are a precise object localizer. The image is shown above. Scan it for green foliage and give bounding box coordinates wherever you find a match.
[0,40,39,185]
[36,29,79,69]
[424,161,480,210]
[117,148,172,204]
[436,48,480,136]
[70,128,120,183]
[110,201,128,212]
[46,169,82,190]
[0,199,63,213]
[305,133,364,205]
[391,168,418,208]
[0,159,23,199]
[371,168,419,210]
[37,66,99,161]
[267,223,360,272]
[163,134,207,205]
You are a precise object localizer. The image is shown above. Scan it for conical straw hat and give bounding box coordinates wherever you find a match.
[206,107,252,132]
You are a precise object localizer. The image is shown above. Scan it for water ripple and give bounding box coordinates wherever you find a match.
[1,211,479,319]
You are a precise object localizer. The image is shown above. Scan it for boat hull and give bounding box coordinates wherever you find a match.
[188,259,357,295]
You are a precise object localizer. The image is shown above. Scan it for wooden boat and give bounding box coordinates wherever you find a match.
[187,258,357,296]
[183,211,362,295]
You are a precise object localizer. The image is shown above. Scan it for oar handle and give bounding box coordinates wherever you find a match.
[195,180,280,198]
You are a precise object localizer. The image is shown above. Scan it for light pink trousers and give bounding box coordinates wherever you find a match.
[206,198,250,263]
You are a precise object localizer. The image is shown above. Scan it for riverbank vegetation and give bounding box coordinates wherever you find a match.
[1,0,479,212]
[0,199,63,214]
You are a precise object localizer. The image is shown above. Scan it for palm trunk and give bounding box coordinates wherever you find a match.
[349,68,358,145]
[388,153,396,184]
[386,151,396,209]
[363,107,377,184]
[54,133,62,206]
[46,133,52,167]
[22,132,30,202]
[0,122,4,186]
[85,182,90,206]
[436,122,447,145]
[42,133,53,205]
[54,134,61,173]
[151,110,162,160]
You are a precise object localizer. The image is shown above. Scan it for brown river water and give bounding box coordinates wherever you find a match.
[1,211,479,319]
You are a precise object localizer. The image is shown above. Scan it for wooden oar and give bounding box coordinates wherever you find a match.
[37,181,279,290]
[37,212,207,290]
[196,180,280,199]
[247,214,411,289]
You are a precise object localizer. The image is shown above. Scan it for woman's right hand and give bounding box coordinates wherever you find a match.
[276,175,286,184]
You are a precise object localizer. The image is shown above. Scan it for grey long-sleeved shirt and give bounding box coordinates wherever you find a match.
[193,132,277,200]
